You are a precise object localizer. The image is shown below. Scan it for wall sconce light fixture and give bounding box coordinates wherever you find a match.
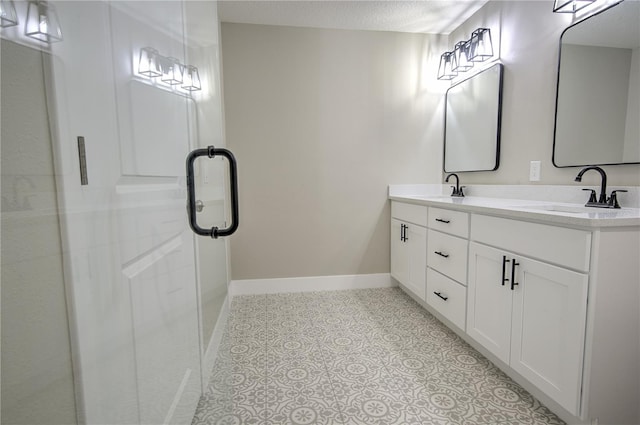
[453,40,473,72]
[437,51,458,80]
[161,57,184,85]
[138,47,162,77]
[24,1,62,43]
[468,28,493,62]
[0,0,18,27]
[553,0,596,13]
[437,27,494,80]
[182,65,202,91]
[137,47,201,92]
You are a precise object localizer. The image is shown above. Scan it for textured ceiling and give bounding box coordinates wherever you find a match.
[217,1,489,35]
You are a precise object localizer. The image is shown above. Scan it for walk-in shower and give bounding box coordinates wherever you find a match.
[1,2,232,423]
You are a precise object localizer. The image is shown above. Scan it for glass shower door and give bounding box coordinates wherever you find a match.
[1,1,231,424]
[1,36,79,425]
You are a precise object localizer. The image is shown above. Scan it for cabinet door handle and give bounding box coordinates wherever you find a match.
[435,218,450,224]
[502,255,510,286]
[434,291,448,301]
[401,224,408,242]
[511,259,520,290]
[435,251,449,258]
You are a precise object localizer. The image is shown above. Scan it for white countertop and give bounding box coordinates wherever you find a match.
[389,192,640,228]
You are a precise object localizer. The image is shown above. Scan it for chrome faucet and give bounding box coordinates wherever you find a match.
[574,166,626,208]
[445,173,465,197]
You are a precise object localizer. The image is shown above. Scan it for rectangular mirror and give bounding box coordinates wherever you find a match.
[553,0,640,167]
[444,63,503,172]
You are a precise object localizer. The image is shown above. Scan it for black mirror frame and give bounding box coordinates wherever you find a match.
[443,62,504,173]
[552,0,639,168]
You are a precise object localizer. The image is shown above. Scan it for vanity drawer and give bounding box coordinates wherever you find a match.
[429,207,469,238]
[426,268,466,331]
[391,202,428,227]
[471,214,591,272]
[427,229,468,284]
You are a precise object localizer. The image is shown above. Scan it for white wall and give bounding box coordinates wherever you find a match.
[221,23,446,280]
[221,1,639,281]
[447,1,640,186]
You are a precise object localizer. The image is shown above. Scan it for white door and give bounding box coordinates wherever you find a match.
[510,256,588,415]
[43,1,222,423]
[467,242,513,364]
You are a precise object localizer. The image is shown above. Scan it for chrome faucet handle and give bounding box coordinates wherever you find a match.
[582,188,597,204]
[609,190,627,209]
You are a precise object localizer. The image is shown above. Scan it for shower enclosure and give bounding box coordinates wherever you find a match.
[1,1,231,423]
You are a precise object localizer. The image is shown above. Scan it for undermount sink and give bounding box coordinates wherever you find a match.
[518,204,601,214]
[412,195,451,199]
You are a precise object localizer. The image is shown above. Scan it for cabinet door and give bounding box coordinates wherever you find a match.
[511,257,588,416]
[467,242,513,364]
[406,224,427,300]
[390,219,408,285]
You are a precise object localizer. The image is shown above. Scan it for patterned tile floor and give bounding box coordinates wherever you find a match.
[192,287,565,425]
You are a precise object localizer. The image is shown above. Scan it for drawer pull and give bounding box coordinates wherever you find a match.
[400,224,408,242]
[501,255,510,286]
[434,291,448,301]
[435,218,450,224]
[511,259,520,290]
[435,251,449,258]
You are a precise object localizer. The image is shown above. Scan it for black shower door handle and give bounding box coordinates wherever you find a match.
[186,146,239,238]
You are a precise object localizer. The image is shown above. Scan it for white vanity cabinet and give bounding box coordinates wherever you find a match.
[468,244,588,415]
[389,191,640,425]
[467,214,590,415]
[390,202,427,300]
[425,207,469,331]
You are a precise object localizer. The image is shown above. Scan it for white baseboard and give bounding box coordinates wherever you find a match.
[201,295,229,387]
[229,273,395,297]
